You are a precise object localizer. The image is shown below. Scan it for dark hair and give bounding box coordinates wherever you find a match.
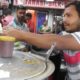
[3,9,12,16]
[16,5,26,10]
[26,13,32,18]
[65,1,80,17]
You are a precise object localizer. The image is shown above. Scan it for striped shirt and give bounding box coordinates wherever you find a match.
[63,32,80,80]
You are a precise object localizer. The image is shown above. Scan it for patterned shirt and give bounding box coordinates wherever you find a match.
[63,32,80,80]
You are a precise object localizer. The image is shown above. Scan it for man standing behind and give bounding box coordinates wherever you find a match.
[25,12,36,32]
[9,5,29,31]
[1,9,14,27]
[8,6,30,51]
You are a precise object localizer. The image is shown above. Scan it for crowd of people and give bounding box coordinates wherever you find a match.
[0,5,35,32]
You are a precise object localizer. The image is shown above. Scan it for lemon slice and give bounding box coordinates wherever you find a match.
[0,36,16,41]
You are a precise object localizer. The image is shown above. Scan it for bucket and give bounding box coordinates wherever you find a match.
[0,36,15,58]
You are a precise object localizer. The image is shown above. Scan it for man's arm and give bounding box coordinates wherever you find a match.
[3,28,80,50]
[22,32,80,50]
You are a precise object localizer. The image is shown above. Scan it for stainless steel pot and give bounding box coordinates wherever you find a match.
[0,36,15,58]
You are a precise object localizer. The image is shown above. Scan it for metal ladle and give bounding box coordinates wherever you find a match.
[45,43,56,65]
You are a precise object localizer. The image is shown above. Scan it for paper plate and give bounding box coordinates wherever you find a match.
[0,51,46,80]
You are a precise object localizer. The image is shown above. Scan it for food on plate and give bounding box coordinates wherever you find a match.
[24,59,38,64]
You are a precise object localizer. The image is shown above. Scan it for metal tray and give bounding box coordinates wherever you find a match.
[0,51,46,80]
